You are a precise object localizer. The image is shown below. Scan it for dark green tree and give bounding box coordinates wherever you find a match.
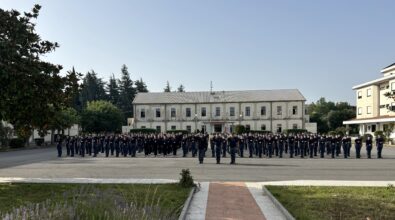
[80,70,108,107]
[64,67,83,111]
[164,81,171,92]
[0,5,67,140]
[135,78,149,93]
[47,107,79,142]
[118,65,136,118]
[177,84,185,92]
[80,101,123,133]
[106,74,120,106]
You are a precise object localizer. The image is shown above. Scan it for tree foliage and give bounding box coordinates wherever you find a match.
[80,101,123,133]
[80,70,108,107]
[118,65,136,118]
[164,81,171,92]
[177,84,185,92]
[308,98,356,133]
[106,74,120,106]
[135,78,148,93]
[0,5,67,139]
[47,107,79,136]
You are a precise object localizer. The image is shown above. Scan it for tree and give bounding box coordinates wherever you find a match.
[47,107,79,142]
[106,74,120,106]
[0,5,67,141]
[64,67,83,111]
[135,78,149,93]
[308,98,355,133]
[177,84,185,92]
[0,122,13,148]
[80,101,123,133]
[118,65,136,119]
[164,81,171,92]
[80,70,108,107]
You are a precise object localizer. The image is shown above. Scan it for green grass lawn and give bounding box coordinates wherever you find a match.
[0,183,191,219]
[266,185,395,220]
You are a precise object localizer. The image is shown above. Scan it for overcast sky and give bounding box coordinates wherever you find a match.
[2,0,395,104]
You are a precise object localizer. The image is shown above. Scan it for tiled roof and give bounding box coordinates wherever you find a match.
[133,89,306,104]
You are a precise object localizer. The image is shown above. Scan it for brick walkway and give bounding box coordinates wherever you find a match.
[205,182,266,220]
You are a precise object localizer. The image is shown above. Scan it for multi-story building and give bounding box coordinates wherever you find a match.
[344,63,395,135]
[131,89,316,133]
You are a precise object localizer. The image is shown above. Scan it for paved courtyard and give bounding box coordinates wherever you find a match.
[0,147,394,181]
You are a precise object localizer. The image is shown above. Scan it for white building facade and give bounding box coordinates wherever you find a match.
[131,90,316,134]
[344,63,395,136]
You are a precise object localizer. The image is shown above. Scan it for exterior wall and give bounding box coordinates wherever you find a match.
[133,100,310,133]
[356,85,379,119]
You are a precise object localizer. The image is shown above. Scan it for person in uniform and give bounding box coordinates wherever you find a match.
[366,135,373,159]
[56,135,62,157]
[198,135,207,164]
[319,135,326,158]
[70,136,75,157]
[228,134,239,164]
[288,134,295,158]
[354,135,362,158]
[376,135,384,159]
[214,134,222,164]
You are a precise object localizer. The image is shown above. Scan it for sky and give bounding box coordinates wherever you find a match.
[2,0,395,105]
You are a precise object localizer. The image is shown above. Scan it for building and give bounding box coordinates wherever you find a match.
[343,63,395,136]
[130,89,316,134]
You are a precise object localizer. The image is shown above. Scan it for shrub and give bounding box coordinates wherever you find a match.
[129,128,158,134]
[34,138,44,146]
[9,138,25,148]
[362,133,373,142]
[234,125,246,135]
[166,130,189,134]
[179,169,195,188]
[284,129,308,134]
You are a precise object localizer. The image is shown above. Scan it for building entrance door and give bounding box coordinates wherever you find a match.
[214,124,222,133]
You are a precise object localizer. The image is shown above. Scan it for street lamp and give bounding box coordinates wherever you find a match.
[194,113,198,133]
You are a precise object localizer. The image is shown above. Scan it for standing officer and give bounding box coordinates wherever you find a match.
[214,134,223,164]
[228,134,239,164]
[105,136,110,157]
[70,136,75,157]
[210,136,215,158]
[366,135,373,159]
[56,135,62,157]
[354,135,362,158]
[288,134,295,158]
[65,136,70,156]
[376,135,384,159]
[198,135,207,164]
[319,136,326,158]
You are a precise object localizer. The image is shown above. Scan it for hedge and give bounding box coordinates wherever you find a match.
[9,138,25,148]
[129,128,158,134]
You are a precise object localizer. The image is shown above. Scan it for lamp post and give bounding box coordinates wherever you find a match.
[194,113,198,133]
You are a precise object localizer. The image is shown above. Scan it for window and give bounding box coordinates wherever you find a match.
[156,126,161,132]
[358,91,362,99]
[261,106,266,116]
[201,125,206,133]
[367,106,372,114]
[392,82,395,91]
[201,107,206,117]
[140,109,146,118]
[380,105,386,109]
[229,107,235,117]
[261,124,266,131]
[171,108,176,118]
[367,88,372,97]
[186,108,191,117]
[215,107,221,117]
[245,106,251,116]
[276,124,282,133]
[245,124,251,131]
[293,124,298,129]
[358,107,362,115]
[277,106,282,115]
[155,108,161,118]
[186,126,192,133]
[292,106,298,115]
[171,125,176,130]
[372,125,376,132]
[141,126,146,129]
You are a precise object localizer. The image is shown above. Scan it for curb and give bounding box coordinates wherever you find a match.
[262,185,295,220]
[178,186,196,220]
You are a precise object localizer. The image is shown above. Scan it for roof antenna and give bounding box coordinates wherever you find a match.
[210,81,214,94]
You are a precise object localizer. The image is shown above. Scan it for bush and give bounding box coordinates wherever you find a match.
[179,169,195,188]
[234,125,246,135]
[129,128,157,134]
[166,130,189,134]
[284,129,308,134]
[9,138,25,148]
[248,130,272,134]
[34,138,44,146]
[362,133,373,142]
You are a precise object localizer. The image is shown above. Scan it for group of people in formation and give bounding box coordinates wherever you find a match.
[56,132,385,164]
